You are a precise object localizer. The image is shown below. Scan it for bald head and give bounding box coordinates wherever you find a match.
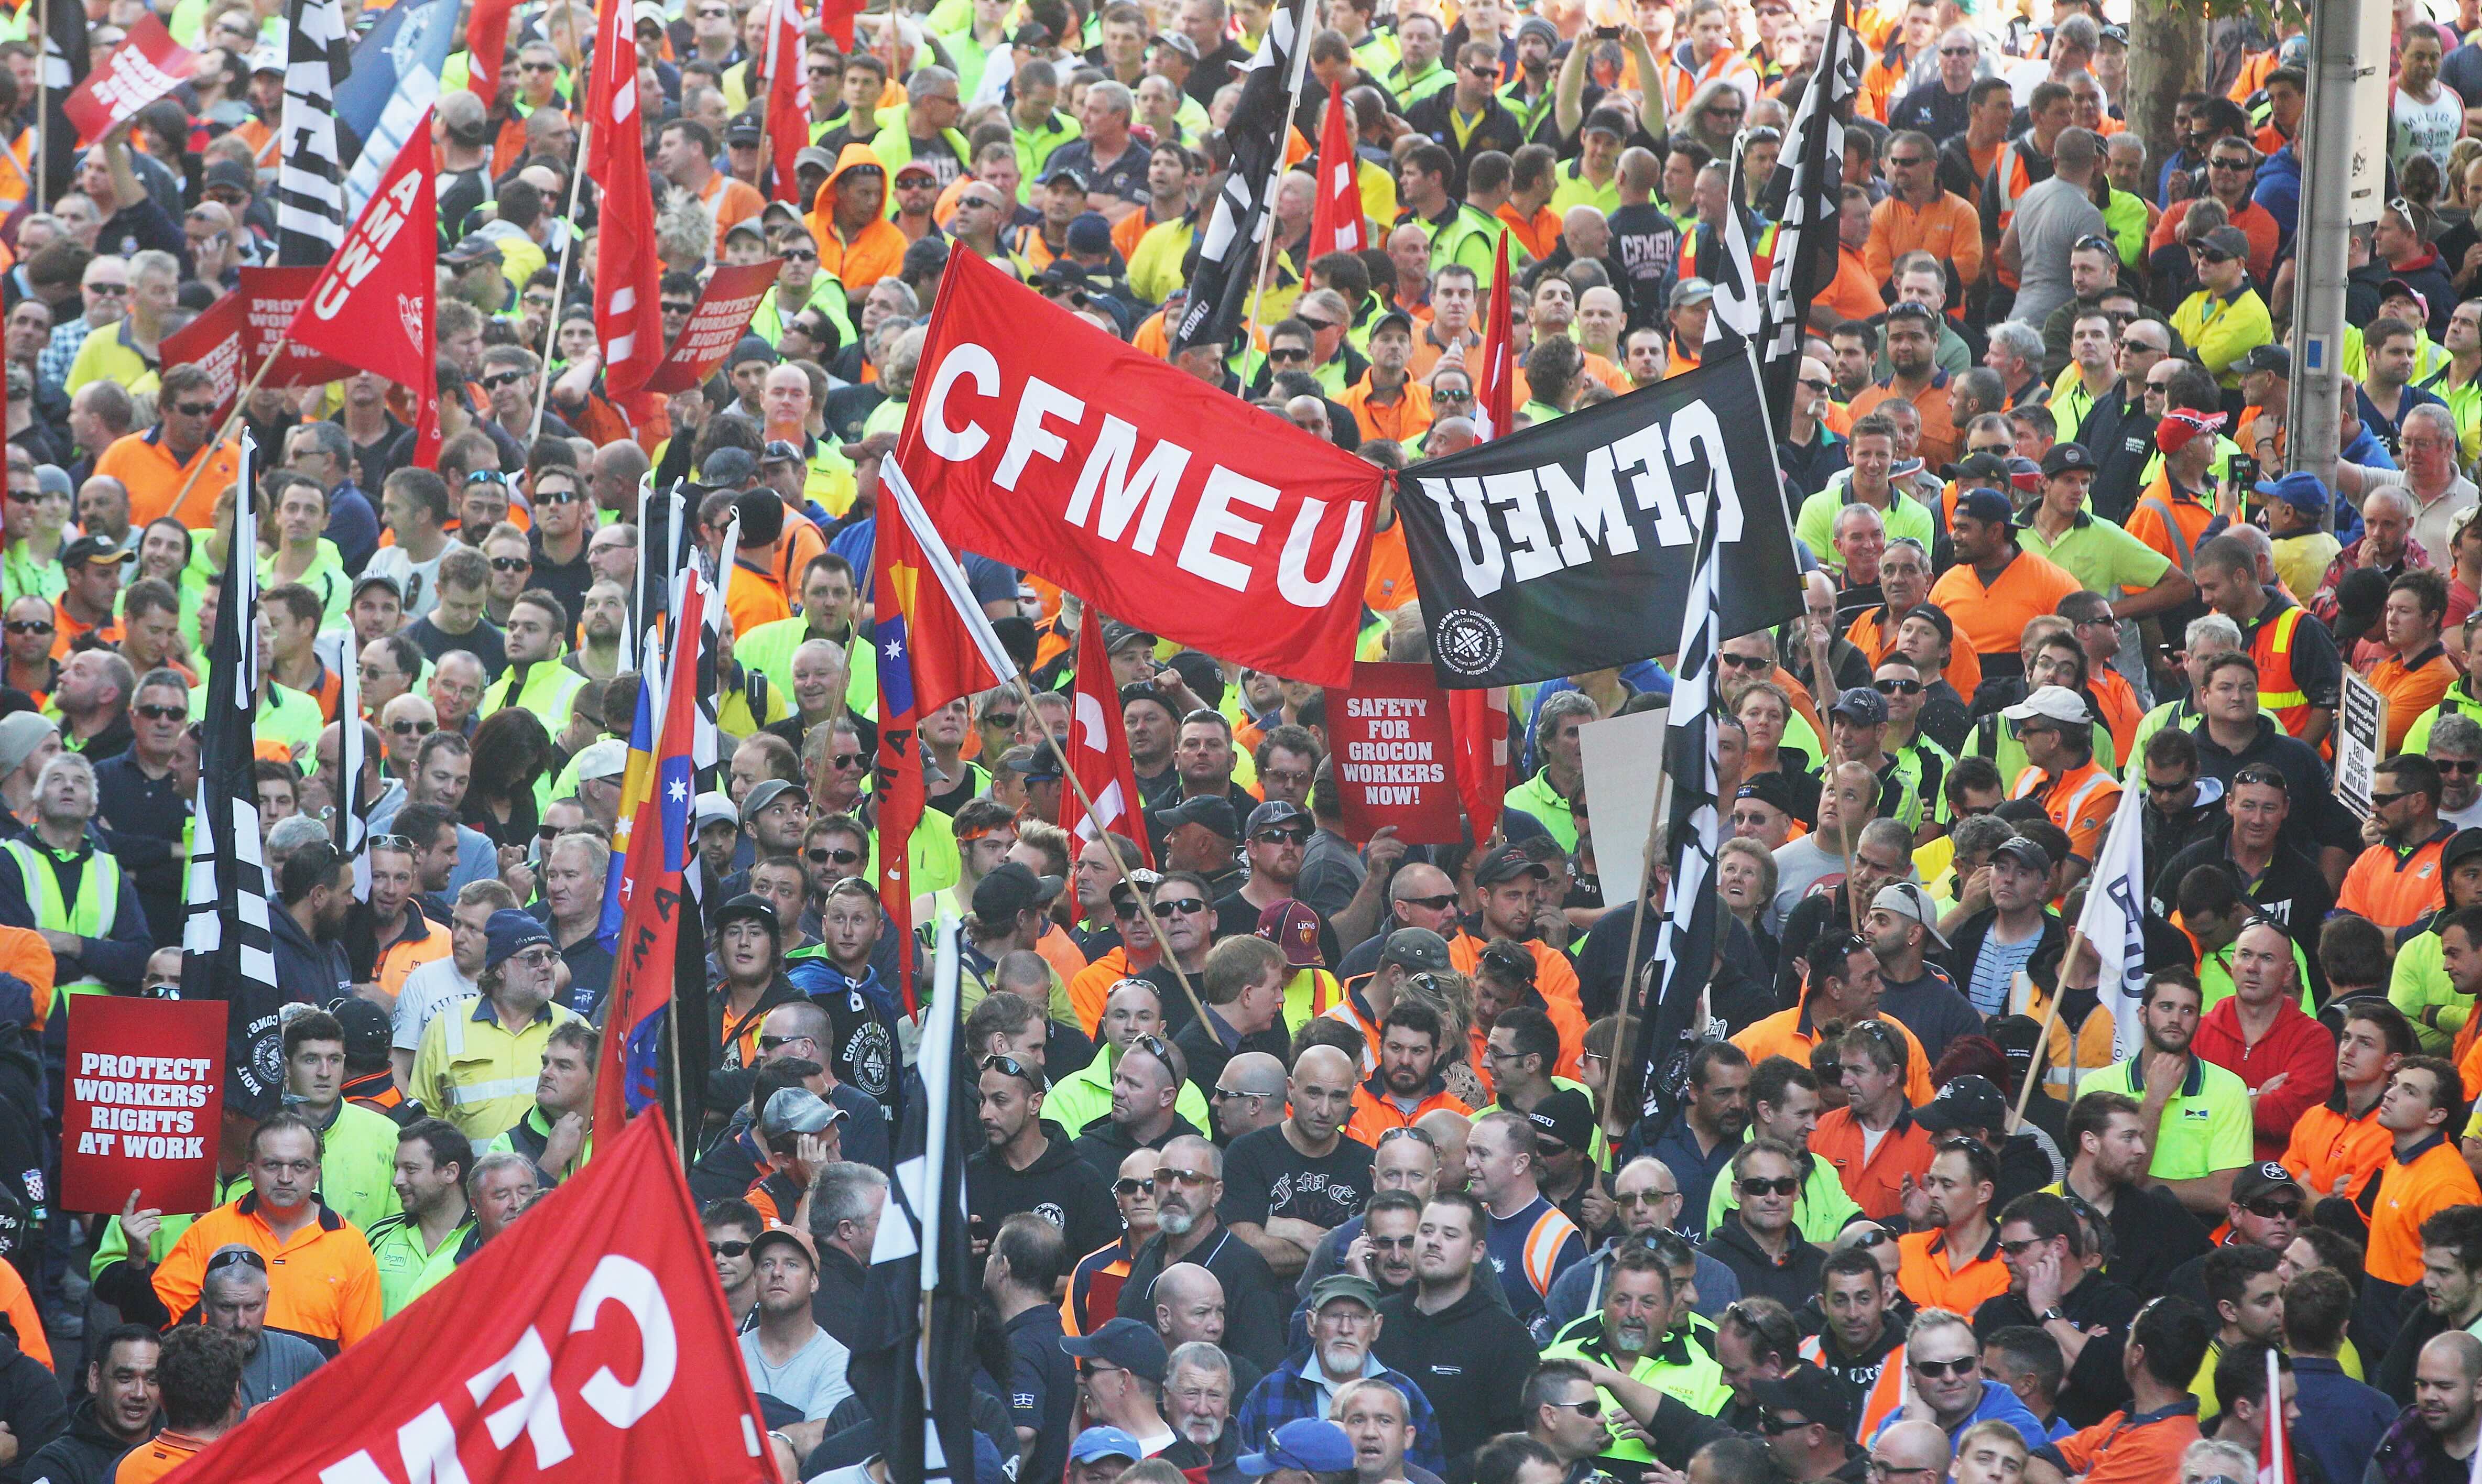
[1157,1261,1221,1308]
[1161,1133,1221,1177]
[1875,1421,1951,1474]
[2425,1329,2482,1382]
[1223,1051,1286,1096]
[1294,1044,1354,1086]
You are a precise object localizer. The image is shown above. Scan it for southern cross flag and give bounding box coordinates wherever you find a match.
[873,458,1011,1013]
[337,0,459,217]
[274,0,353,264]
[182,434,286,1118]
[591,555,710,1136]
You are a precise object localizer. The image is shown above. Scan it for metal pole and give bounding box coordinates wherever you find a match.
[2284,0,2361,529]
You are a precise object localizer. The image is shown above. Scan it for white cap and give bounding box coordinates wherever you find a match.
[574,738,628,781]
[693,791,738,832]
[2000,685,2091,727]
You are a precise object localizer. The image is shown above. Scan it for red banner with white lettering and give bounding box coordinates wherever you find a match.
[170,1111,772,1484]
[898,248,1384,687]
[284,114,441,467]
[1321,662,1465,844]
[160,264,358,423]
[60,997,224,1216]
[640,259,785,394]
[1309,79,1364,257]
[63,16,195,148]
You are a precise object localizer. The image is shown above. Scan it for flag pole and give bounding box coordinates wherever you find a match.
[165,352,285,528]
[528,114,595,443]
[32,0,46,213]
[2007,934,2084,1132]
[1238,0,1312,359]
[1603,772,1669,1147]
[1008,664,1210,1029]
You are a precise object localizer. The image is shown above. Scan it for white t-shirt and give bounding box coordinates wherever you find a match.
[391,956,478,1052]
[2396,82,2466,170]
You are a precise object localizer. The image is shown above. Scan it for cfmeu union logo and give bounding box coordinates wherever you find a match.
[1435,610,1505,679]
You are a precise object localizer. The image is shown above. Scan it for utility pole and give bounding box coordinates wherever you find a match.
[2285,0,2385,531]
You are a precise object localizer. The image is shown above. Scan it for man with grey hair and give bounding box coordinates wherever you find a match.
[466,1150,540,1243]
[1508,690,1595,852]
[809,1161,887,1347]
[2377,402,2478,562]
[0,748,148,994]
[198,1246,326,1406]
[1049,79,1146,221]
[1164,1340,1235,1463]
[1984,322,2048,409]
[2429,712,2482,827]
[1116,1133,1289,1371]
[876,65,965,185]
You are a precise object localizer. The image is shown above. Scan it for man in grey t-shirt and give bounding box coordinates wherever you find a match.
[200,1247,326,1406]
[737,1227,855,1444]
[2005,125,2107,327]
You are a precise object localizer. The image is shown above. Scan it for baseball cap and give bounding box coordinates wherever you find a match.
[2237,343,2291,378]
[351,573,404,605]
[1526,1087,1595,1152]
[1105,867,1165,910]
[1582,105,1630,138]
[1070,1428,1146,1466]
[483,910,553,972]
[1955,487,2015,525]
[1066,214,1115,256]
[2001,685,2092,727]
[2156,407,2229,454]
[973,860,1064,922]
[1750,1363,1856,1435]
[1039,162,1091,191]
[1986,1014,2046,1084]
[1988,836,2052,875]
[2255,470,2329,514]
[322,996,391,1066]
[1830,686,1887,727]
[59,535,135,569]
[995,744,1061,782]
[1371,309,1414,340]
[749,1225,819,1265]
[2039,442,2097,477]
[1150,29,1199,59]
[2198,225,2251,261]
[794,145,836,174]
[725,114,763,146]
[2230,1160,2304,1205]
[1378,926,1453,974]
[1240,1420,1358,1477]
[1870,881,1951,950]
[442,234,501,265]
[1474,844,1551,886]
[1155,796,1239,841]
[702,445,761,492]
[1256,899,1322,967]
[1060,1317,1169,1384]
[1101,620,1158,654]
[2444,828,2482,875]
[1305,1274,1383,1313]
[1669,277,1715,309]
[1914,1073,2008,1133]
[2000,456,2043,494]
[573,738,628,782]
[724,219,767,246]
[1245,799,1312,837]
[739,778,810,824]
[715,894,784,937]
[761,1087,847,1137]
[2382,277,2432,318]
[1735,771,1805,821]
[694,791,739,832]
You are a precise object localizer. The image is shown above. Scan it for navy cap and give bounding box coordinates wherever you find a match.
[1830,686,1888,727]
[1060,1317,1168,1383]
[2255,469,2329,514]
[483,910,553,972]
[1955,487,2015,525]
[1239,1419,1358,1476]
[2040,442,2097,476]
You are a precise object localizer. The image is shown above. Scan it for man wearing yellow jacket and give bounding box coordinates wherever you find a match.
[2170,225,2273,391]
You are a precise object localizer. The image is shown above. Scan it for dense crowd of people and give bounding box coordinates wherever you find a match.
[12,0,2482,1479]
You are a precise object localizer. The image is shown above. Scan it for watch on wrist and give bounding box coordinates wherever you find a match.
[2040,1307,2066,1324]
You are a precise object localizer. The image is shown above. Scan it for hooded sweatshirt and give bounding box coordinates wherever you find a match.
[963,1119,1122,1262]
[805,145,907,292]
[18,1393,138,1484]
[1373,1281,1554,1464]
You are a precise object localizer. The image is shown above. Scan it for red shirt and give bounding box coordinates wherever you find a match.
[2192,995,2338,1161]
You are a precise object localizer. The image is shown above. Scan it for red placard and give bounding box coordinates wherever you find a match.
[61,996,225,1216]
[160,265,356,422]
[172,1114,771,1484]
[897,249,1383,686]
[1321,662,1465,844]
[640,259,785,394]
[62,16,195,148]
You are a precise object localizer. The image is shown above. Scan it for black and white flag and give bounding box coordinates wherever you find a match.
[1625,471,1727,1129]
[275,0,354,265]
[38,0,89,205]
[323,630,368,886]
[1170,0,1307,354]
[1703,136,1762,351]
[181,433,287,1118]
[1755,0,1862,434]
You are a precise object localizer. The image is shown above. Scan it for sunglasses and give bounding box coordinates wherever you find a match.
[1113,1176,1156,1195]
[1758,1413,1813,1434]
[1938,42,1975,53]
[537,487,583,505]
[807,847,861,865]
[2191,248,2233,265]
[172,401,219,417]
[1158,897,1208,915]
[2144,777,2194,796]
[481,369,529,389]
[1398,892,1458,912]
[1911,1356,1977,1379]
[661,300,698,316]
[2441,759,2481,774]
[1719,652,1770,670]
[489,557,532,572]
[1268,347,1310,363]
[1873,678,1922,695]
[2242,1195,2302,1219]
[2370,790,2410,808]
[390,719,436,736]
[3,620,52,635]
[707,1239,753,1258]
[1738,1175,1800,1197]
[1252,827,1310,845]
[2210,157,2255,171]
[87,282,128,296]
[1112,899,1145,920]
[981,1054,1038,1083]
[134,703,184,721]
[519,60,557,72]
[831,751,867,769]
[1435,386,1473,401]
[779,246,819,261]
[205,1248,269,1275]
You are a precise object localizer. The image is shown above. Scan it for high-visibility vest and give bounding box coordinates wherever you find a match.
[2,839,116,996]
[2250,605,2313,736]
[1989,140,2042,290]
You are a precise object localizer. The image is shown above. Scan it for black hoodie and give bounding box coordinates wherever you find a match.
[1070,1112,1205,1183]
[1374,1281,1538,1466]
[0,1330,66,1482]
[964,1119,1121,1264]
[19,1394,142,1484]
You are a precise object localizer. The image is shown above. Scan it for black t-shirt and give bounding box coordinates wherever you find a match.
[528,535,594,633]
[1217,1123,1374,1232]
[406,611,508,678]
[1603,202,1681,330]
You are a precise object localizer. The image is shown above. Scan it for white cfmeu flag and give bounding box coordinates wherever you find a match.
[2074,774,2152,1063]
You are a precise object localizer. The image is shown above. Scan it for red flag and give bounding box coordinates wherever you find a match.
[1308,79,1364,258]
[466,0,520,100]
[2258,1348,2291,1484]
[763,0,808,202]
[586,0,665,396]
[1473,231,1514,439]
[1449,686,1508,843]
[594,563,709,1137]
[1060,605,1152,866]
[284,113,441,469]
[819,0,861,49]
[166,1113,771,1484]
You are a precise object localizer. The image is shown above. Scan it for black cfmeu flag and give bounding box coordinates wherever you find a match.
[1755,0,1862,435]
[1393,357,1804,690]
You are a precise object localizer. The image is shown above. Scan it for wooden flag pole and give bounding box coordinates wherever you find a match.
[32,0,45,214]
[2007,934,2087,1133]
[164,352,285,530]
[528,115,595,443]
[1604,770,1669,1145]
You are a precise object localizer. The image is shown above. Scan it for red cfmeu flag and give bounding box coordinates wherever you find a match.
[1473,231,1514,440]
[586,0,665,396]
[763,0,808,202]
[1447,230,1517,839]
[167,1112,772,1484]
[873,457,1011,1014]
[1309,78,1364,257]
[1061,605,1152,866]
[282,110,441,469]
[465,0,520,101]
[593,561,709,1136]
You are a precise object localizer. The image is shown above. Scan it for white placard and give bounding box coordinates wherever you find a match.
[1579,707,1672,909]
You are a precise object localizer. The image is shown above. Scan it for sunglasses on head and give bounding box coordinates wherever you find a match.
[205,1247,268,1275]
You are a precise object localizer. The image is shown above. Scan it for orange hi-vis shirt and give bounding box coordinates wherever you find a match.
[2089,668,2143,766]
[2336,822,2455,931]
[1894,1224,2010,1313]
[1346,1076,1472,1145]
[2366,1131,2482,1286]
[2281,1088,2393,1203]
[2009,759,2122,865]
[1865,191,1984,290]
[1926,546,2085,660]
[1735,1001,1935,1105]
[0,1260,46,1372]
[2049,1403,2204,1484]
[1850,373,1961,471]
[153,1192,383,1351]
[113,1431,209,1484]
[1363,521,1418,613]
[1448,932,1586,1065]
[1847,605,1984,697]
[1070,947,1140,1034]
[2368,642,2458,754]
[92,425,245,530]
[1321,981,1386,1075]
[1339,374,1434,446]
[1809,1104,1936,1220]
